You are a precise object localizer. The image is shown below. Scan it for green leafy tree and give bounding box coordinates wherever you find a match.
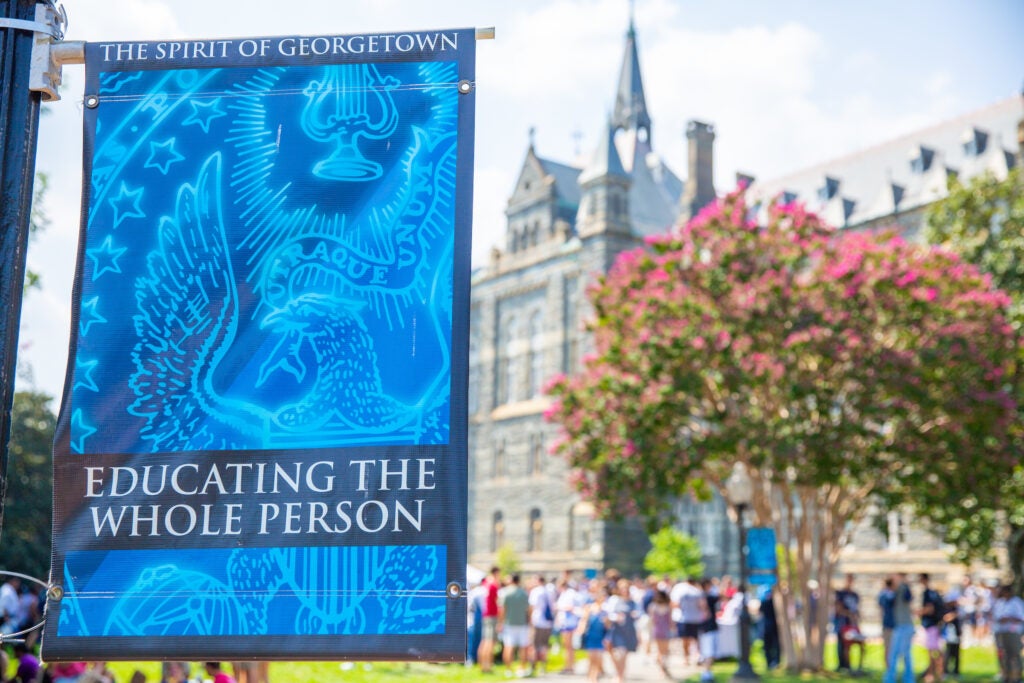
[494,542,521,577]
[924,166,1024,594]
[546,191,1018,670]
[643,527,704,579]
[2,391,55,579]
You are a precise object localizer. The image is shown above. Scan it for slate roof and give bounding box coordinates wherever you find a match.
[611,20,652,141]
[748,95,1023,228]
[537,156,582,209]
[615,129,684,237]
[579,120,628,185]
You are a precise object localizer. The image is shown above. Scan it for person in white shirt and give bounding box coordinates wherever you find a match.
[992,584,1024,683]
[554,578,582,673]
[670,577,706,666]
[0,577,21,635]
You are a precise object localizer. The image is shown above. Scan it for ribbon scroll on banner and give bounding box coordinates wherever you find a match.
[44,29,475,661]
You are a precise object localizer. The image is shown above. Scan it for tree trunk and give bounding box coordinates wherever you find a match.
[748,476,852,672]
[1009,523,1024,598]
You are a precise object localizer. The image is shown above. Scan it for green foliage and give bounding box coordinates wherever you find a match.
[926,168,1024,317]
[494,542,520,576]
[643,526,705,578]
[2,391,56,579]
[923,167,1024,593]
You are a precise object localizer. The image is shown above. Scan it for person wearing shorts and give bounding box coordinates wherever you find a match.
[528,575,555,676]
[478,566,502,673]
[577,583,610,683]
[671,577,705,666]
[500,574,530,677]
[919,573,945,683]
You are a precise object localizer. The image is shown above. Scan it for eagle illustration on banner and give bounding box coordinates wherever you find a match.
[71,62,458,454]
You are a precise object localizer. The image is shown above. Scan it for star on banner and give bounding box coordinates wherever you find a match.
[71,409,97,454]
[108,182,145,228]
[144,137,185,175]
[182,97,226,133]
[79,296,107,337]
[86,235,127,281]
[74,358,100,393]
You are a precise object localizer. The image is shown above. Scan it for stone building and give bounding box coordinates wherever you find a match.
[468,11,1024,584]
[467,19,718,576]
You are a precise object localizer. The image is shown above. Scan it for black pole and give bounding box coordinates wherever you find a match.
[0,0,44,539]
[732,502,760,682]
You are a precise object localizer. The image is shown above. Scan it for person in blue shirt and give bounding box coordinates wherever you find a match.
[878,577,896,665]
[884,572,915,683]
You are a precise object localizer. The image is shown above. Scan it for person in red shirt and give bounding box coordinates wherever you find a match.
[478,566,502,673]
[205,662,237,683]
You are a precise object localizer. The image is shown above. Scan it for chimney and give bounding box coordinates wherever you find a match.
[679,120,716,223]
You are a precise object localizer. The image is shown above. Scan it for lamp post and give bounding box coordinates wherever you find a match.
[725,462,760,682]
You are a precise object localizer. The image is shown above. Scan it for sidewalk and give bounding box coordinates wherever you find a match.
[510,652,703,683]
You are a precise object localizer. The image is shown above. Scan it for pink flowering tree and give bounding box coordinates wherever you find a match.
[545,191,1018,671]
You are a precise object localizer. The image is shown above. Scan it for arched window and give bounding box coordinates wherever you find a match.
[492,511,505,552]
[563,277,580,373]
[527,310,544,397]
[528,435,544,476]
[570,502,593,552]
[528,508,543,552]
[493,440,506,478]
[499,315,518,404]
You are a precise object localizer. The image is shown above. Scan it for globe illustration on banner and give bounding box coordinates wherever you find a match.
[104,565,244,636]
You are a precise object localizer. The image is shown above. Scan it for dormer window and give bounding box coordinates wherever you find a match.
[890,184,905,209]
[842,198,856,223]
[962,127,989,157]
[817,176,840,202]
[909,146,935,174]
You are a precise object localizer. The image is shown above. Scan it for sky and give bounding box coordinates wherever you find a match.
[16,0,1024,402]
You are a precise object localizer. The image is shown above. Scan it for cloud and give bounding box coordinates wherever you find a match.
[70,0,182,40]
[18,0,1009,401]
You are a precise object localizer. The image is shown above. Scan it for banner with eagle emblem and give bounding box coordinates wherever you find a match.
[45,29,475,662]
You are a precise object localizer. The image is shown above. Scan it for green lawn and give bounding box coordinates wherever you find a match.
[26,640,993,683]
[696,641,1000,683]
[105,661,485,683]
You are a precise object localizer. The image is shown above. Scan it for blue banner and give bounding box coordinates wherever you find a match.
[747,526,778,587]
[45,29,475,662]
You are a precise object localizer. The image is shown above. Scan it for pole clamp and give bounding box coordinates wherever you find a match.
[22,2,75,103]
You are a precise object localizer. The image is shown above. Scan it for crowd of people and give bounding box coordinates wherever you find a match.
[1,574,276,683]
[467,567,1024,682]
[466,567,771,681]
[833,572,1024,683]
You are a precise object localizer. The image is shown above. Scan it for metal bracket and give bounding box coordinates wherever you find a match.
[25,2,81,103]
[0,16,59,37]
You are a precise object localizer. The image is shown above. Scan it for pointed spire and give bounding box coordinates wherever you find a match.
[611,7,652,144]
[580,119,628,185]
